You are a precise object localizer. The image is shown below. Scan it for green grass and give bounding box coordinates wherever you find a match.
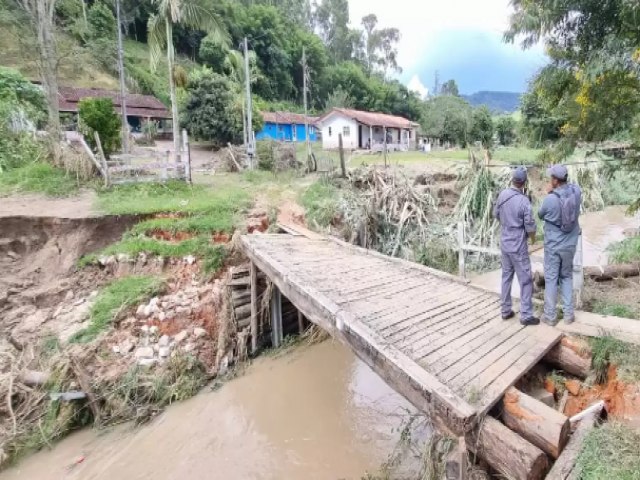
[80,236,226,274]
[300,180,340,229]
[591,300,637,320]
[589,336,640,383]
[576,422,640,480]
[96,181,250,216]
[70,276,163,343]
[608,236,640,264]
[0,162,81,197]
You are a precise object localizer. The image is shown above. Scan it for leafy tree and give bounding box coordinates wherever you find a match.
[15,0,61,134]
[78,98,121,156]
[324,86,353,109]
[422,95,473,146]
[87,1,116,40]
[236,5,293,100]
[440,79,459,96]
[0,66,46,120]
[313,0,356,62]
[471,106,494,148]
[182,68,263,146]
[495,116,516,146]
[147,0,226,157]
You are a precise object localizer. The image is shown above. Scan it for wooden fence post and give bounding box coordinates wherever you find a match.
[93,131,110,187]
[182,129,192,184]
[457,221,466,278]
[338,133,346,178]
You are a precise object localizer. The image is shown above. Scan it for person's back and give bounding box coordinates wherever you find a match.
[495,188,534,254]
[538,165,581,325]
[493,167,538,325]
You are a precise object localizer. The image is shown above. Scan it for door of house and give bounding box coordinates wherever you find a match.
[358,124,363,149]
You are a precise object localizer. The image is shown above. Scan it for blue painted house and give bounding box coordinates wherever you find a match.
[256,111,319,142]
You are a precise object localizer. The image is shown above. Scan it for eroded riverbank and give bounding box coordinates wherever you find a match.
[2,340,422,480]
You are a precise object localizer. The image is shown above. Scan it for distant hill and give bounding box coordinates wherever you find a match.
[462,91,522,113]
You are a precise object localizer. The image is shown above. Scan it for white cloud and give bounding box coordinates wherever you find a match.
[347,0,520,76]
[407,75,429,98]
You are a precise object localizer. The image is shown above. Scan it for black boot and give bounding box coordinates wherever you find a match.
[521,316,540,326]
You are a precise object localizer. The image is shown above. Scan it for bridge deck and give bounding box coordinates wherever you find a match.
[241,233,562,432]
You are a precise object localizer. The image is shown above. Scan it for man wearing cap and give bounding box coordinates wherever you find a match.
[493,167,539,326]
[538,165,582,325]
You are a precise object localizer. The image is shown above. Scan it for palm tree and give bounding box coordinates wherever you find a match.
[148,0,225,159]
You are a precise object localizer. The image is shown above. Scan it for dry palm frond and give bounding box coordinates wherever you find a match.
[343,167,437,258]
[566,151,606,212]
[454,152,510,247]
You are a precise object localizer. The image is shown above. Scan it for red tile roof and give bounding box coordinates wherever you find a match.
[261,111,317,125]
[317,108,418,129]
[58,86,171,119]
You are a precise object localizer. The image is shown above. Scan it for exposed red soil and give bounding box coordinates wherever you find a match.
[564,366,640,424]
[150,229,195,242]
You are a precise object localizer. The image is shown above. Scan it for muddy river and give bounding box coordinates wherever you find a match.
[2,341,420,480]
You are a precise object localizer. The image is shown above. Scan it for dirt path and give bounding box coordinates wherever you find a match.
[0,191,98,218]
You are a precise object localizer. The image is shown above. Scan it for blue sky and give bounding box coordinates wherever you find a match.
[348,0,548,95]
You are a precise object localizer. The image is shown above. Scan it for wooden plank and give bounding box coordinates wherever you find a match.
[477,327,562,414]
[336,276,435,306]
[364,283,475,328]
[314,270,426,297]
[404,302,502,360]
[445,327,532,389]
[387,295,498,346]
[425,321,521,375]
[435,321,525,380]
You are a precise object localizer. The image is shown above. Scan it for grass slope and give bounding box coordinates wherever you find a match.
[71,275,163,343]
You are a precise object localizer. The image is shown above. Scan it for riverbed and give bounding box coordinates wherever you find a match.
[2,341,421,480]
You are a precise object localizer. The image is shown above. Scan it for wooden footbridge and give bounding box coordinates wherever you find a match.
[240,231,586,480]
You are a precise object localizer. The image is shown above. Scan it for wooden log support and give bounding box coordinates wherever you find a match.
[271,286,283,347]
[250,262,258,354]
[298,310,305,334]
[466,416,548,480]
[544,337,592,378]
[502,387,571,459]
[546,407,603,480]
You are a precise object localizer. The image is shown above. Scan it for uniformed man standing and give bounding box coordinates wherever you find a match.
[494,167,539,326]
[538,165,582,326]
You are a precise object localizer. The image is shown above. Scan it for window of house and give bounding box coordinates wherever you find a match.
[343,126,350,137]
[328,127,332,137]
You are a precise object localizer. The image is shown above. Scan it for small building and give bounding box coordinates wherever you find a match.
[316,108,418,151]
[57,86,172,138]
[256,111,318,142]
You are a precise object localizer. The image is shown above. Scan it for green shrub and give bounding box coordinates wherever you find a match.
[78,97,121,157]
[0,161,79,197]
[608,236,640,264]
[87,1,116,40]
[576,422,640,480]
[300,181,339,229]
[70,276,163,343]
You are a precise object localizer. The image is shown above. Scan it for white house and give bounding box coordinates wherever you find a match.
[316,108,419,151]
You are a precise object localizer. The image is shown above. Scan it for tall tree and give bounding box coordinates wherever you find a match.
[440,79,459,96]
[359,14,401,77]
[16,0,60,135]
[313,0,353,62]
[377,27,401,77]
[361,13,379,73]
[147,0,225,157]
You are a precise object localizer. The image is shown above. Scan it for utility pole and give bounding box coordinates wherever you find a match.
[115,0,129,153]
[302,47,311,167]
[244,37,254,166]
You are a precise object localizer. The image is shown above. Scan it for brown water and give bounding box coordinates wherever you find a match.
[472,205,639,294]
[2,341,419,480]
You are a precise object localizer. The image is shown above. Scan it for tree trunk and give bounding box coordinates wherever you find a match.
[502,387,571,459]
[166,19,180,162]
[544,337,592,378]
[466,416,548,480]
[30,0,60,136]
[116,0,129,153]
